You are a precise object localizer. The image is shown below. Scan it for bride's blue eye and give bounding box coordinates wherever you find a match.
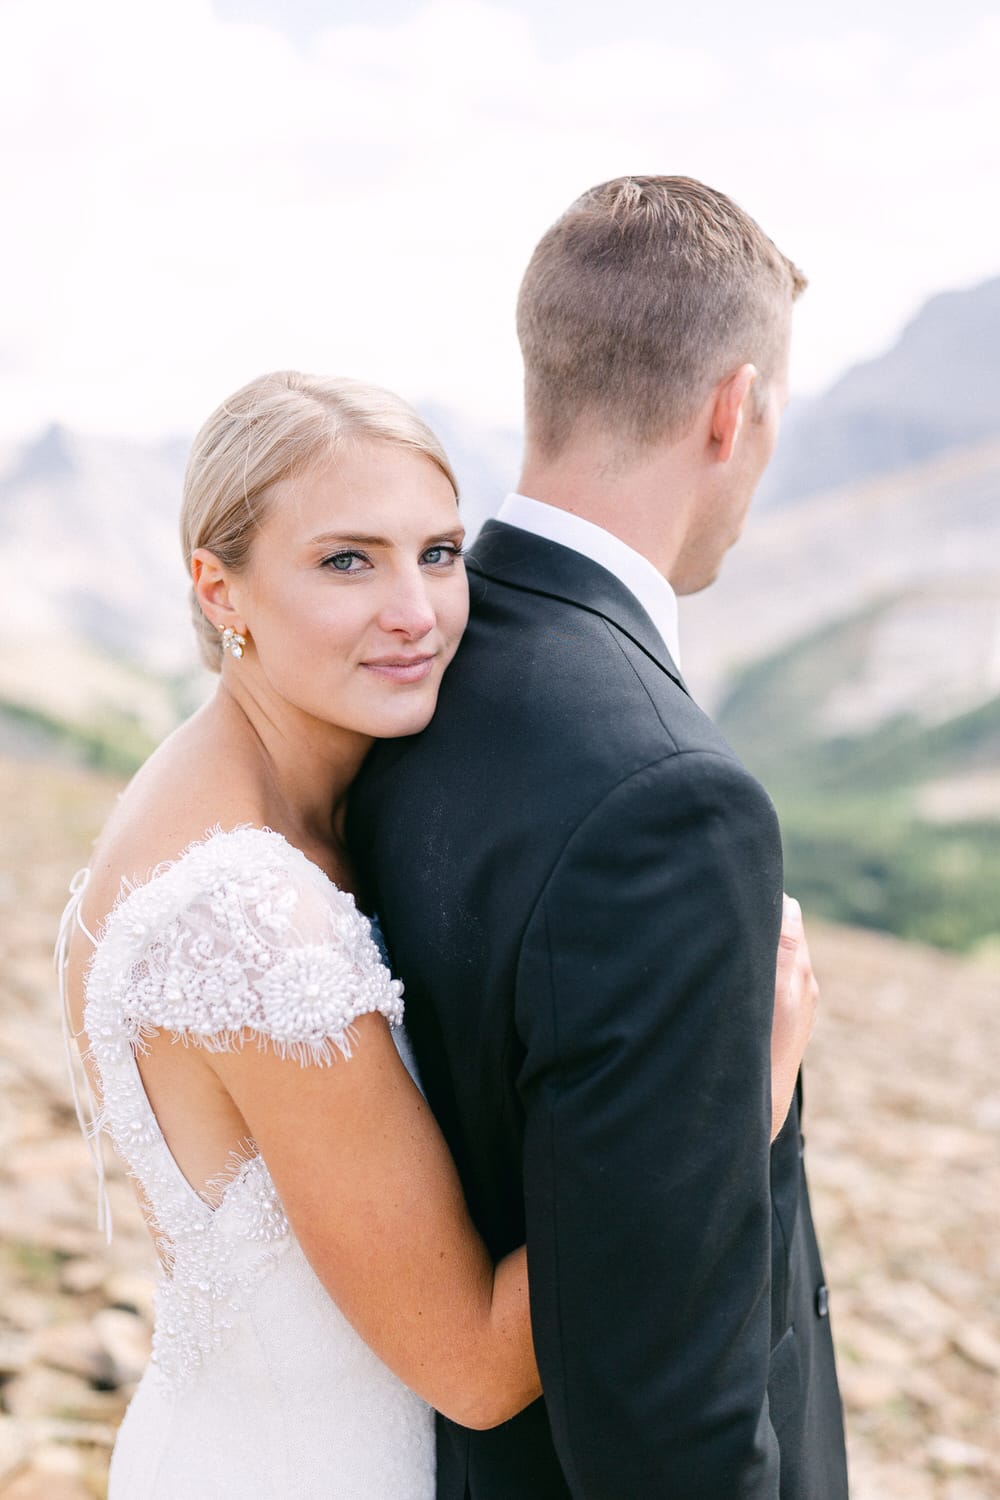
[322,551,369,573]
[422,544,462,567]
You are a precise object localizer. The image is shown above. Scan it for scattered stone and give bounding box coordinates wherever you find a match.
[31,1323,113,1387]
[0,1291,63,1335]
[881,1278,958,1338]
[927,1435,988,1472]
[57,1260,104,1297]
[102,1271,155,1323]
[952,1326,1000,1374]
[839,1364,901,1412]
[0,1337,32,1381]
[939,1478,998,1500]
[2,1368,123,1424]
[19,1442,82,1479]
[92,1309,149,1387]
[30,1419,116,1450]
[850,1461,936,1500]
[972,1091,1000,1130]
[0,1472,92,1500]
[903,1369,953,1411]
[845,1320,911,1369]
[0,1417,30,1484]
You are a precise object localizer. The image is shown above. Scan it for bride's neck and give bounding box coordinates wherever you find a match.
[200,677,372,850]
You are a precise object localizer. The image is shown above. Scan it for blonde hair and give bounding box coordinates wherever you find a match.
[180,371,458,671]
[517,174,807,459]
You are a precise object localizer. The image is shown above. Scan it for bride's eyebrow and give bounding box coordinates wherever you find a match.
[308,532,388,548]
[307,527,466,549]
[425,527,465,545]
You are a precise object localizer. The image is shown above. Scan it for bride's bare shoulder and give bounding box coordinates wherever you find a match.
[83,706,270,930]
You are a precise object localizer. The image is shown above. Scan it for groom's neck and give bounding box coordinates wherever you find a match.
[516,429,697,586]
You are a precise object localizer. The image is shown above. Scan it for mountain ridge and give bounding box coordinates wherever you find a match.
[759,274,1000,507]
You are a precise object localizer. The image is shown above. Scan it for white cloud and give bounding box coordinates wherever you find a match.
[0,0,998,443]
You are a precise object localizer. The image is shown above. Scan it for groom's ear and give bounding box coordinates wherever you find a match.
[192,548,246,635]
[709,363,758,463]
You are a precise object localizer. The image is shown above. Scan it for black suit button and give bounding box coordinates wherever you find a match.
[815,1284,830,1318]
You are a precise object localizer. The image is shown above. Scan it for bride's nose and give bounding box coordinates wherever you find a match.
[376,568,437,639]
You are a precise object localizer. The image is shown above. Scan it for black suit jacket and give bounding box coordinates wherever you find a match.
[348,522,848,1500]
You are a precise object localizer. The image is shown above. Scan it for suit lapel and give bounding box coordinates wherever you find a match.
[468,519,688,695]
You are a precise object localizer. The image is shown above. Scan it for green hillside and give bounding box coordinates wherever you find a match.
[0,699,157,774]
[717,608,1000,952]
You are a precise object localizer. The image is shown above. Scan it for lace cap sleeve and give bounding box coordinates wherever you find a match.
[92,828,403,1066]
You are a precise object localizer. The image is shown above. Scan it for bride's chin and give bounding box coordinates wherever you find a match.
[378,707,440,739]
[353,695,442,741]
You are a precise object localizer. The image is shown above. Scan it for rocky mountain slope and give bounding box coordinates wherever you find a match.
[680,435,1000,715]
[715,611,1000,950]
[759,275,1000,507]
[678,434,1000,951]
[0,425,191,673]
[0,425,196,760]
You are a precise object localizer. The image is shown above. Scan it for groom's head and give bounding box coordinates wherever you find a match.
[517,175,805,461]
[515,176,805,592]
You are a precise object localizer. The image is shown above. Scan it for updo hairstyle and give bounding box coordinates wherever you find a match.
[180,371,458,671]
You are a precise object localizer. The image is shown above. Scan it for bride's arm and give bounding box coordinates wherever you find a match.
[206,1020,539,1429]
[199,879,814,1431]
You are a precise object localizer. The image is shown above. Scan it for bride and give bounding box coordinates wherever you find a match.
[58,370,818,1498]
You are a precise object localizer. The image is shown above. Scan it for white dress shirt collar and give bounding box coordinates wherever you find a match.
[494,493,682,669]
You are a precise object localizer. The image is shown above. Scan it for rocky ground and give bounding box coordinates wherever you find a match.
[0,753,997,1499]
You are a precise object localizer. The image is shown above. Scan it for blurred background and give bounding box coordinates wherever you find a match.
[1,1,998,1496]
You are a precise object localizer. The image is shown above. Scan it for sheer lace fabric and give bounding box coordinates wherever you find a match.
[63,826,434,1499]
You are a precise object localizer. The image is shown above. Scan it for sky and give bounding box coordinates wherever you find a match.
[2,0,998,444]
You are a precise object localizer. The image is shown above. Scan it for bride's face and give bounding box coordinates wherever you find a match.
[224,440,469,741]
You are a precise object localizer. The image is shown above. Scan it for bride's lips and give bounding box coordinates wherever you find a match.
[361,653,437,684]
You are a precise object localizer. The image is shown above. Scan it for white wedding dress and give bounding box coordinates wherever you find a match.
[58,826,435,1499]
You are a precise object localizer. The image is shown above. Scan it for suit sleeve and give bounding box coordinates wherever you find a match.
[516,749,783,1499]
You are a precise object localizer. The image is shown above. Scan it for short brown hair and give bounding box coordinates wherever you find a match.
[180,371,457,671]
[516,174,806,458]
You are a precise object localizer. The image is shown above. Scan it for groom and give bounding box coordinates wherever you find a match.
[350,176,849,1498]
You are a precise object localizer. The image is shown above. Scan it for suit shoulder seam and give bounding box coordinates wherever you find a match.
[599,616,683,752]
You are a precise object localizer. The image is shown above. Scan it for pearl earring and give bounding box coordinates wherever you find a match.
[221,626,246,660]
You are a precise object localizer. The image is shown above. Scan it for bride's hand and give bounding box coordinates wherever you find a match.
[770,895,819,1142]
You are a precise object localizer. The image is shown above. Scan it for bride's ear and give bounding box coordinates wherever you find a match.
[192,548,246,636]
